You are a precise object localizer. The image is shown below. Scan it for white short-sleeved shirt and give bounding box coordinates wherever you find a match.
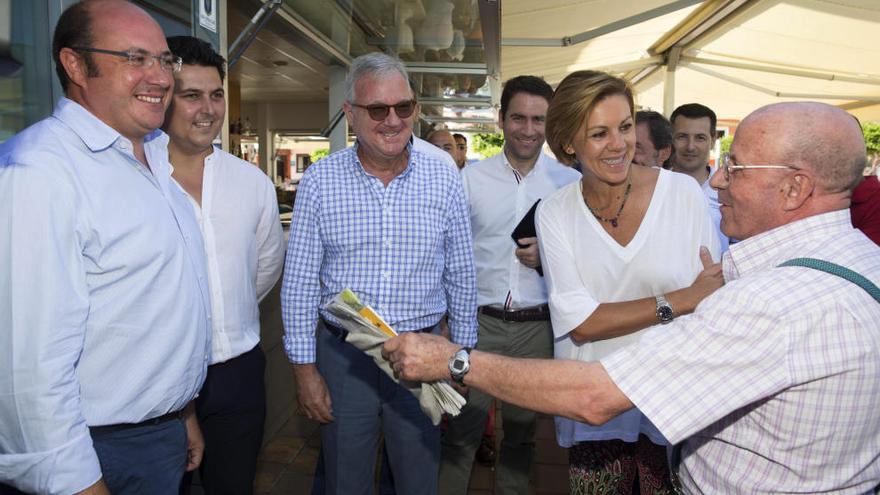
[536,169,720,447]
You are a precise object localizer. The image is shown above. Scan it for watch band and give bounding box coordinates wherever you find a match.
[655,294,675,323]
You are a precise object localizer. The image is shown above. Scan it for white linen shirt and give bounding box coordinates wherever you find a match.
[176,148,285,364]
[462,152,580,307]
[0,98,211,494]
[536,169,720,447]
[602,210,880,493]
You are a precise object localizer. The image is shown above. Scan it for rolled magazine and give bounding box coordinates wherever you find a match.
[323,289,466,425]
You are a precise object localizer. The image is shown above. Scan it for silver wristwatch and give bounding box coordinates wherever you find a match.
[655,294,675,324]
[449,347,472,384]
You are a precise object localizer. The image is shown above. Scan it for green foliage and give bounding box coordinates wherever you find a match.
[719,134,733,156]
[861,122,880,156]
[310,148,330,163]
[473,132,504,159]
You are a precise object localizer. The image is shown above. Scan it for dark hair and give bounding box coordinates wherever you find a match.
[670,103,717,137]
[635,110,672,151]
[453,133,466,143]
[53,1,98,92]
[166,36,226,82]
[500,75,553,119]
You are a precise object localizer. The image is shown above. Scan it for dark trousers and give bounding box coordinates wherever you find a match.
[184,345,267,495]
[312,322,440,495]
[1,416,187,495]
[92,418,189,493]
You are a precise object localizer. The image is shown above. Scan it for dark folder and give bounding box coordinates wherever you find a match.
[510,199,543,276]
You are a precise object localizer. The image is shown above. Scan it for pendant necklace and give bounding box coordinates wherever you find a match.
[582,172,632,228]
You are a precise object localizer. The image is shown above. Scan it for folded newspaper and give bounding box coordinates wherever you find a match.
[323,289,466,425]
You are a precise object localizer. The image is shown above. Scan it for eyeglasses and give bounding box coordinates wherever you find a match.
[350,100,417,121]
[71,47,183,73]
[720,152,798,181]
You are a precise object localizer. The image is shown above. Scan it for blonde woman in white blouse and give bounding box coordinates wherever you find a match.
[537,71,723,494]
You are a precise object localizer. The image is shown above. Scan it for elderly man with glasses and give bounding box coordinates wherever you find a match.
[0,1,211,494]
[385,101,880,494]
[281,51,477,495]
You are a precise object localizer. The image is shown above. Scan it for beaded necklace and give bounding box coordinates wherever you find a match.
[582,171,633,228]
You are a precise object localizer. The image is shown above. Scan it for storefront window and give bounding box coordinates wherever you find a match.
[0,0,54,143]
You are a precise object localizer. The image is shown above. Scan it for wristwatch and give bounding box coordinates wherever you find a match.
[449,347,472,384]
[655,294,675,324]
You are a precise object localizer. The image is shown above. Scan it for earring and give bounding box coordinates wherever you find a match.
[565,145,574,155]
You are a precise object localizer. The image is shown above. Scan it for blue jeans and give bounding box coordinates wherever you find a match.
[314,322,440,495]
[91,416,188,494]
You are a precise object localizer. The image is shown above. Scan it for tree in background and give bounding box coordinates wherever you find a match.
[861,122,880,174]
[311,148,330,163]
[473,133,504,159]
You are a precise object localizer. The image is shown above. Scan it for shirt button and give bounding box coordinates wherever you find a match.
[382,271,391,279]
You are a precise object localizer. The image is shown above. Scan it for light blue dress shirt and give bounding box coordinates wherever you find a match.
[281,143,478,364]
[0,98,212,494]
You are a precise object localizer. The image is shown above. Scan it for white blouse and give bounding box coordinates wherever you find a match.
[536,168,720,447]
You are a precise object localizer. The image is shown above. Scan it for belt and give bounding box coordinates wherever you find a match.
[322,318,435,341]
[89,409,183,435]
[478,304,551,322]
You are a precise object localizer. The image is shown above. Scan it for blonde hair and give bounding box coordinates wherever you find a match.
[546,71,635,165]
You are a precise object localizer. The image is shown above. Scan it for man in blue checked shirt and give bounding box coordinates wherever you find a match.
[280,52,478,495]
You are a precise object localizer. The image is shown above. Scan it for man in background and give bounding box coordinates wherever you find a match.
[453,133,468,169]
[670,103,729,251]
[441,75,580,495]
[633,110,672,169]
[427,128,457,160]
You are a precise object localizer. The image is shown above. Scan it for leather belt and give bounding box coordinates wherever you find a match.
[322,318,435,341]
[89,409,184,435]
[478,304,551,322]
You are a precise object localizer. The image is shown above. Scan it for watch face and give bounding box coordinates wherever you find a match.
[657,305,674,321]
[452,358,466,372]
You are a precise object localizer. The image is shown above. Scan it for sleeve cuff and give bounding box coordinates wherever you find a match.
[0,430,101,495]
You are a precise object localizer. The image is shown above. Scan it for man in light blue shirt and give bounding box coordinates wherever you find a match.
[0,1,211,494]
[281,52,477,495]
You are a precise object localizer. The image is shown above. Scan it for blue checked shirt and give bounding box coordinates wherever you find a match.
[281,143,478,364]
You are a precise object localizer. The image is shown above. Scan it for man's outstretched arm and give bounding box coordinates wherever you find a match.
[382,333,634,425]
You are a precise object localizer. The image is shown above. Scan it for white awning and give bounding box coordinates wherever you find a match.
[500,0,880,122]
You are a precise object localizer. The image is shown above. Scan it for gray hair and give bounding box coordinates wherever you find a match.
[345,52,411,103]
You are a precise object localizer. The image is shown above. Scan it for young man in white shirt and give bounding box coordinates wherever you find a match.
[163,36,285,494]
[440,76,581,495]
[670,103,730,251]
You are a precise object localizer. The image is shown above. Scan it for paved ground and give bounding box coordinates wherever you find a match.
[251,405,569,494]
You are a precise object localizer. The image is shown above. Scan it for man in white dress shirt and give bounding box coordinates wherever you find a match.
[670,103,730,251]
[0,2,211,494]
[163,36,284,494]
[439,75,580,495]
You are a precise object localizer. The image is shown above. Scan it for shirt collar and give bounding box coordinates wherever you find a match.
[501,150,545,177]
[351,140,415,179]
[722,209,852,281]
[53,97,168,154]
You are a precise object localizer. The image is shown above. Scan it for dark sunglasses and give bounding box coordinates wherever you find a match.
[350,99,417,121]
